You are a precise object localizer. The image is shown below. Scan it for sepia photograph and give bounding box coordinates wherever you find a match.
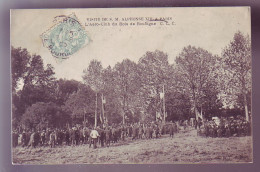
[10,7,252,164]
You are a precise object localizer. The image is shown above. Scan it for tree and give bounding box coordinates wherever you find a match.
[54,79,80,106]
[113,59,141,124]
[138,50,174,122]
[221,31,251,121]
[100,66,122,124]
[63,84,96,125]
[21,102,68,130]
[11,47,56,124]
[175,46,221,120]
[165,87,192,121]
[11,47,30,91]
[82,60,103,127]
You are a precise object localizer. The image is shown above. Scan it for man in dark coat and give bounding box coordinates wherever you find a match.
[34,131,40,147]
[56,129,64,146]
[105,127,111,147]
[132,124,138,140]
[25,131,31,146]
[169,123,174,138]
[21,131,27,147]
[98,127,105,147]
[65,129,70,146]
[128,125,133,137]
[71,127,76,146]
[155,125,160,138]
[83,127,90,144]
[40,130,46,146]
[12,130,19,147]
[45,129,51,146]
[121,126,126,141]
[49,130,56,148]
[148,125,153,139]
[112,127,117,143]
[75,128,80,145]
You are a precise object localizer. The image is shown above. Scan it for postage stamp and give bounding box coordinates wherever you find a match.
[41,13,89,60]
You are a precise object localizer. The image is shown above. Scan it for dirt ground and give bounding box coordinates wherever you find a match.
[12,129,253,164]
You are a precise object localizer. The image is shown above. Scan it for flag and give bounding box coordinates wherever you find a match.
[102,96,106,104]
[156,111,162,121]
[160,92,164,99]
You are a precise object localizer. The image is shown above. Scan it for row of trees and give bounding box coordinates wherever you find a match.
[11,31,251,130]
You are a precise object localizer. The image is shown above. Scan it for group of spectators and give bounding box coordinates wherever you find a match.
[12,122,178,149]
[197,116,251,137]
[12,116,251,149]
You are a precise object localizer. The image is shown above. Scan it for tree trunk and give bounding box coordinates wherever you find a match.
[163,85,166,123]
[244,93,249,122]
[122,87,126,125]
[123,112,125,125]
[194,104,199,121]
[191,86,199,121]
[242,77,249,122]
[101,94,105,124]
[95,92,97,128]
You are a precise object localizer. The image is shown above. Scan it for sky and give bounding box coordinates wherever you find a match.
[11,7,251,81]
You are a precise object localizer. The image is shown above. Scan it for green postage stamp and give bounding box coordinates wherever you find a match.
[41,13,89,60]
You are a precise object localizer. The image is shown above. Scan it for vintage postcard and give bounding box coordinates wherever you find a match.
[11,7,252,164]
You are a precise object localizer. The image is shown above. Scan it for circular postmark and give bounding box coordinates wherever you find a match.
[42,14,89,60]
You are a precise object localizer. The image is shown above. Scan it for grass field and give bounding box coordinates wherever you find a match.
[12,129,253,164]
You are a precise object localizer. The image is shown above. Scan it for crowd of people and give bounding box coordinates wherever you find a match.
[12,122,178,149]
[197,116,251,137]
[12,116,251,149]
